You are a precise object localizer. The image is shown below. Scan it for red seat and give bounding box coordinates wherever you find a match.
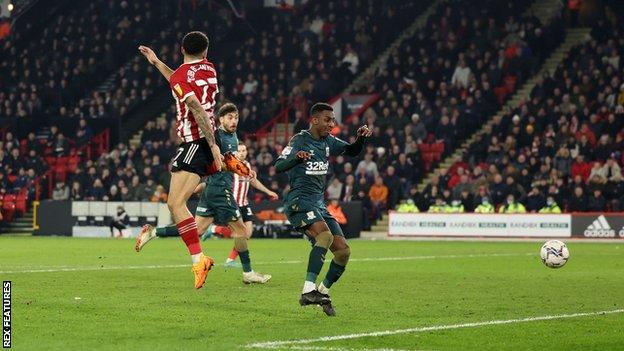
[20,139,28,154]
[418,143,431,154]
[2,201,16,222]
[15,193,27,215]
[3,194,16,203]
[45,156,57,167]
[54,164,67,182]
[56,156,69,165]
[67,160,79,173]
[432,142,445,154]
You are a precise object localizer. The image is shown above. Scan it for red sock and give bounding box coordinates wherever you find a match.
[177,217,202,255]
[215,225,232,238]
[228,247,239,260]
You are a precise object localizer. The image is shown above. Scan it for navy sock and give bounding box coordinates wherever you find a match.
[238,250,252,273]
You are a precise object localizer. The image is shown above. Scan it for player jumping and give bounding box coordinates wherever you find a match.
[275,103,371,316]
[135,31,222,289]
[136,103,272,284]
[217,143,279,268]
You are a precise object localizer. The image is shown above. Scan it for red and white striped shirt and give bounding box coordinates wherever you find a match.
[169,58,219,142]
[232,160,251,207]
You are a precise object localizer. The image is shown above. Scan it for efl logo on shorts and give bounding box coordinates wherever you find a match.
[2,281,10,349]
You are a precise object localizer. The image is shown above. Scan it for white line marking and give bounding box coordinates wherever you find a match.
[246,309,624,349]
[269,346,420,351]
[0,253,532,274]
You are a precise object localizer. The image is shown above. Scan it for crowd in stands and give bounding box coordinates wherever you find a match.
[2,0,426,135]
[412,5,624,213]
[3,0,624,229]
[0,0,172,120]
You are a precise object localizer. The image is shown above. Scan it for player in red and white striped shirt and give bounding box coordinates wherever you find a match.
[225,143,279,267]
[134,32,222,289]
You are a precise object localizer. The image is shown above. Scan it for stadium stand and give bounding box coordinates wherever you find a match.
[1,0,622,234]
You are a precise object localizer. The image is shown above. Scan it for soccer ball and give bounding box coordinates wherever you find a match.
[540,240,570,268]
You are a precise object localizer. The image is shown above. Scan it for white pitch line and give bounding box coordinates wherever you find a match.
[0,252,531,274]
[269,346,420,351]
[246,309,624,349]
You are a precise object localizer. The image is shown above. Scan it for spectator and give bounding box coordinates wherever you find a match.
[52,182,70,200]
[567,186,587,212]
[326,178,344,200]
[397,199,420,213]
[150,184,168,203]
[109,206,129,238]
[474,197,495,213]
[368,176,388,220]
[355,153,379,178]
[340,175,356,202]
[587,189,607,212]
[525,187,545,213]
[539,196,562,213]
[451,59,471,89]
[70,181,83,200]
[498,194,526,213]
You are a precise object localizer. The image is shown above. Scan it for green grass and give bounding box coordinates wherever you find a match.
[1,237,623,350]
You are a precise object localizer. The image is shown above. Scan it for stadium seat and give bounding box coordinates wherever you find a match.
[56,156,69,165]
[45,156,57,167]
[3,194,16,203]
[2,201,16,222]
[67,156,80,173]
[16,193,27,215]
[54,164,67,182]
[418,143,431,154]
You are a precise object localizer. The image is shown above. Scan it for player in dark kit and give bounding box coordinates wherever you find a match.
[275,103,371,316]
[135,31,222,289]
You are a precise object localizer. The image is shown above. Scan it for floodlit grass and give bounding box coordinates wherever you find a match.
[1,237,622,350]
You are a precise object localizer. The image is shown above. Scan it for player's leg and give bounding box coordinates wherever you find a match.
[228,218,271,283]
[319,218,349,295]
[225,214,252,267]
[298,214,333,306]
[167,170,214,289]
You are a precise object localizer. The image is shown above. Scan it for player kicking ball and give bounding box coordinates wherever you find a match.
[136,103,271,284]
[134,31,223,289]
[275,103,371,316]
[217,143,279,268]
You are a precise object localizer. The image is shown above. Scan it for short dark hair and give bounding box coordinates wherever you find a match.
[309,102,333,117]
[182,31,209,56]
[218,102,238,117]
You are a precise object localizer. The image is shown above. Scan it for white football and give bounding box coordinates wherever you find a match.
[540,240,570,268]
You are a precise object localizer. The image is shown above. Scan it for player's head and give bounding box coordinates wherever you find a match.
[181,31,209,59]
[237,143,248,161]
[309,102,335,137]
[218,102,239,133]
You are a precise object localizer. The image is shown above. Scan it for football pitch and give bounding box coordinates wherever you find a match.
[1,237,623,350]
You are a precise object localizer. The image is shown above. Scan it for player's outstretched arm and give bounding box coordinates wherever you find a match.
[138,45,174,81]
[275,150,311,173]
[250,176,279,200]
[343,125,372,157]
[185,95,223,171]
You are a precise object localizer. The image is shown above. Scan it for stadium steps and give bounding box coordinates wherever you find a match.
[129,114,169,147]
[266,123,294,146]
[1,210,34,234]
[416,26,592,192]
[371,214,389,232]
[343,0,442,94]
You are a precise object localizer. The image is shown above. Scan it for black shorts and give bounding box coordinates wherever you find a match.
[239,205,255,223]
[170,139,218,177]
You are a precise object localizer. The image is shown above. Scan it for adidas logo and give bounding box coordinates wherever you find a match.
[583,215,615,238]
